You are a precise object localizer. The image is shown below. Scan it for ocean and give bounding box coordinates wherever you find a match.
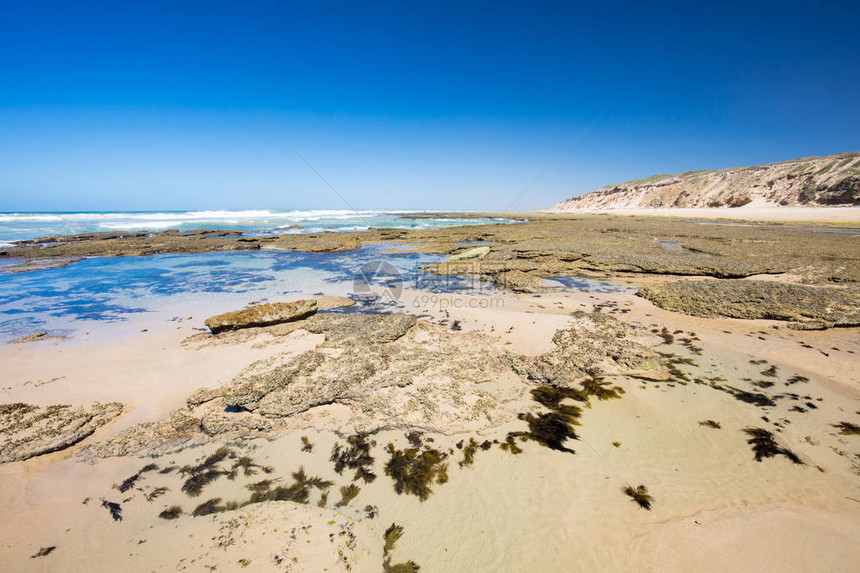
[0,210,513,245]
[0,210,513,343]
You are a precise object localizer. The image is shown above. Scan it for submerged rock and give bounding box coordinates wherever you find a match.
[11,331,49,344]
[0,402,123,463]
[204,300,318,334]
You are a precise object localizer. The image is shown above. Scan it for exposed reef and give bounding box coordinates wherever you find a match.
[3,214,858,286]
[87,307,663,459]
[0,402,123,463]
[87,312,532,457]
[505,310,668,383]
[638,280,860,329]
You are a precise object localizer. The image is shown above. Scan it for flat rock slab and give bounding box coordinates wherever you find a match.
[449,246,490,261]
[638,279,860,329]
[0,402,124,463]
[205,300,318,334]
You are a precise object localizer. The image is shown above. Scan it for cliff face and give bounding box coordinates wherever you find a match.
[553,152,860,210]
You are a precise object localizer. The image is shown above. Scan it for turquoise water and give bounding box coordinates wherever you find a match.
[0,210,515,245]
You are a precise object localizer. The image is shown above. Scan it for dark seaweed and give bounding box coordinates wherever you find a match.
[503,385,585,454]
[832,421,860,435]
[300,436,314,452]
[101,500,122,521]
[180,446,235,497]
[191,498,227,517]
[785,375,809,385]
[622,484,653,510]
[116,463,159,493]
[330,433,377,483]
[383,523,421,573]
[334,484,361,507]
[760,365,779,378]
[31,546,56,558]
[499,434,524,454]
[158,505,183,520]
[384,444,449,501]
[743,427,803,464]
[725,386,776,408]
[458,438,480,468]
[230,456,273,478]
[581,377,625,401]
[145,487,169,502]
[658,327,674,344]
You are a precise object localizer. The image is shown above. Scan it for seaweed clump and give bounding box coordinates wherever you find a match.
[331,433,377,483]
[760,365,779,378]
[383,523,421,573]
[158,505,183,520]
[116,463,159,493]
[31,546,56,558]
[742,427,803,464]
[499,434,523,455]
[458,438,481,468]
[622,484,654,510]
[724,386,776,408]
[503,385,586,455]
[101,500,123,522]
[581,377,625,401]
[832,422,860,435]
[384,444,449,501]
[699,420,721,429]
[145,486,169,501]
[179,446,235,497]
[335,484,361,507]
[230,456,273,478]
[192,498,230,517]
[245,466,332,505]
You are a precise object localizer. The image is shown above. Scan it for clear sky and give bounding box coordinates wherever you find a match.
[1,0,858,212]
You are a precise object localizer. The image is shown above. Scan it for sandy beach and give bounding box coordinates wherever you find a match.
[547,205,860,223]
[553,203,860,224]
[1,213,859,571]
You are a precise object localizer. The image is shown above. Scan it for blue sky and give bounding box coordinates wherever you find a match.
[1,0,858,211]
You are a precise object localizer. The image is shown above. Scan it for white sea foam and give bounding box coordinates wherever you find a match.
[0,209,381,224]
[0,210,512,243]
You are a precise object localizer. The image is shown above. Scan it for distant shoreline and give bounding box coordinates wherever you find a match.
[400,206,860,225]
